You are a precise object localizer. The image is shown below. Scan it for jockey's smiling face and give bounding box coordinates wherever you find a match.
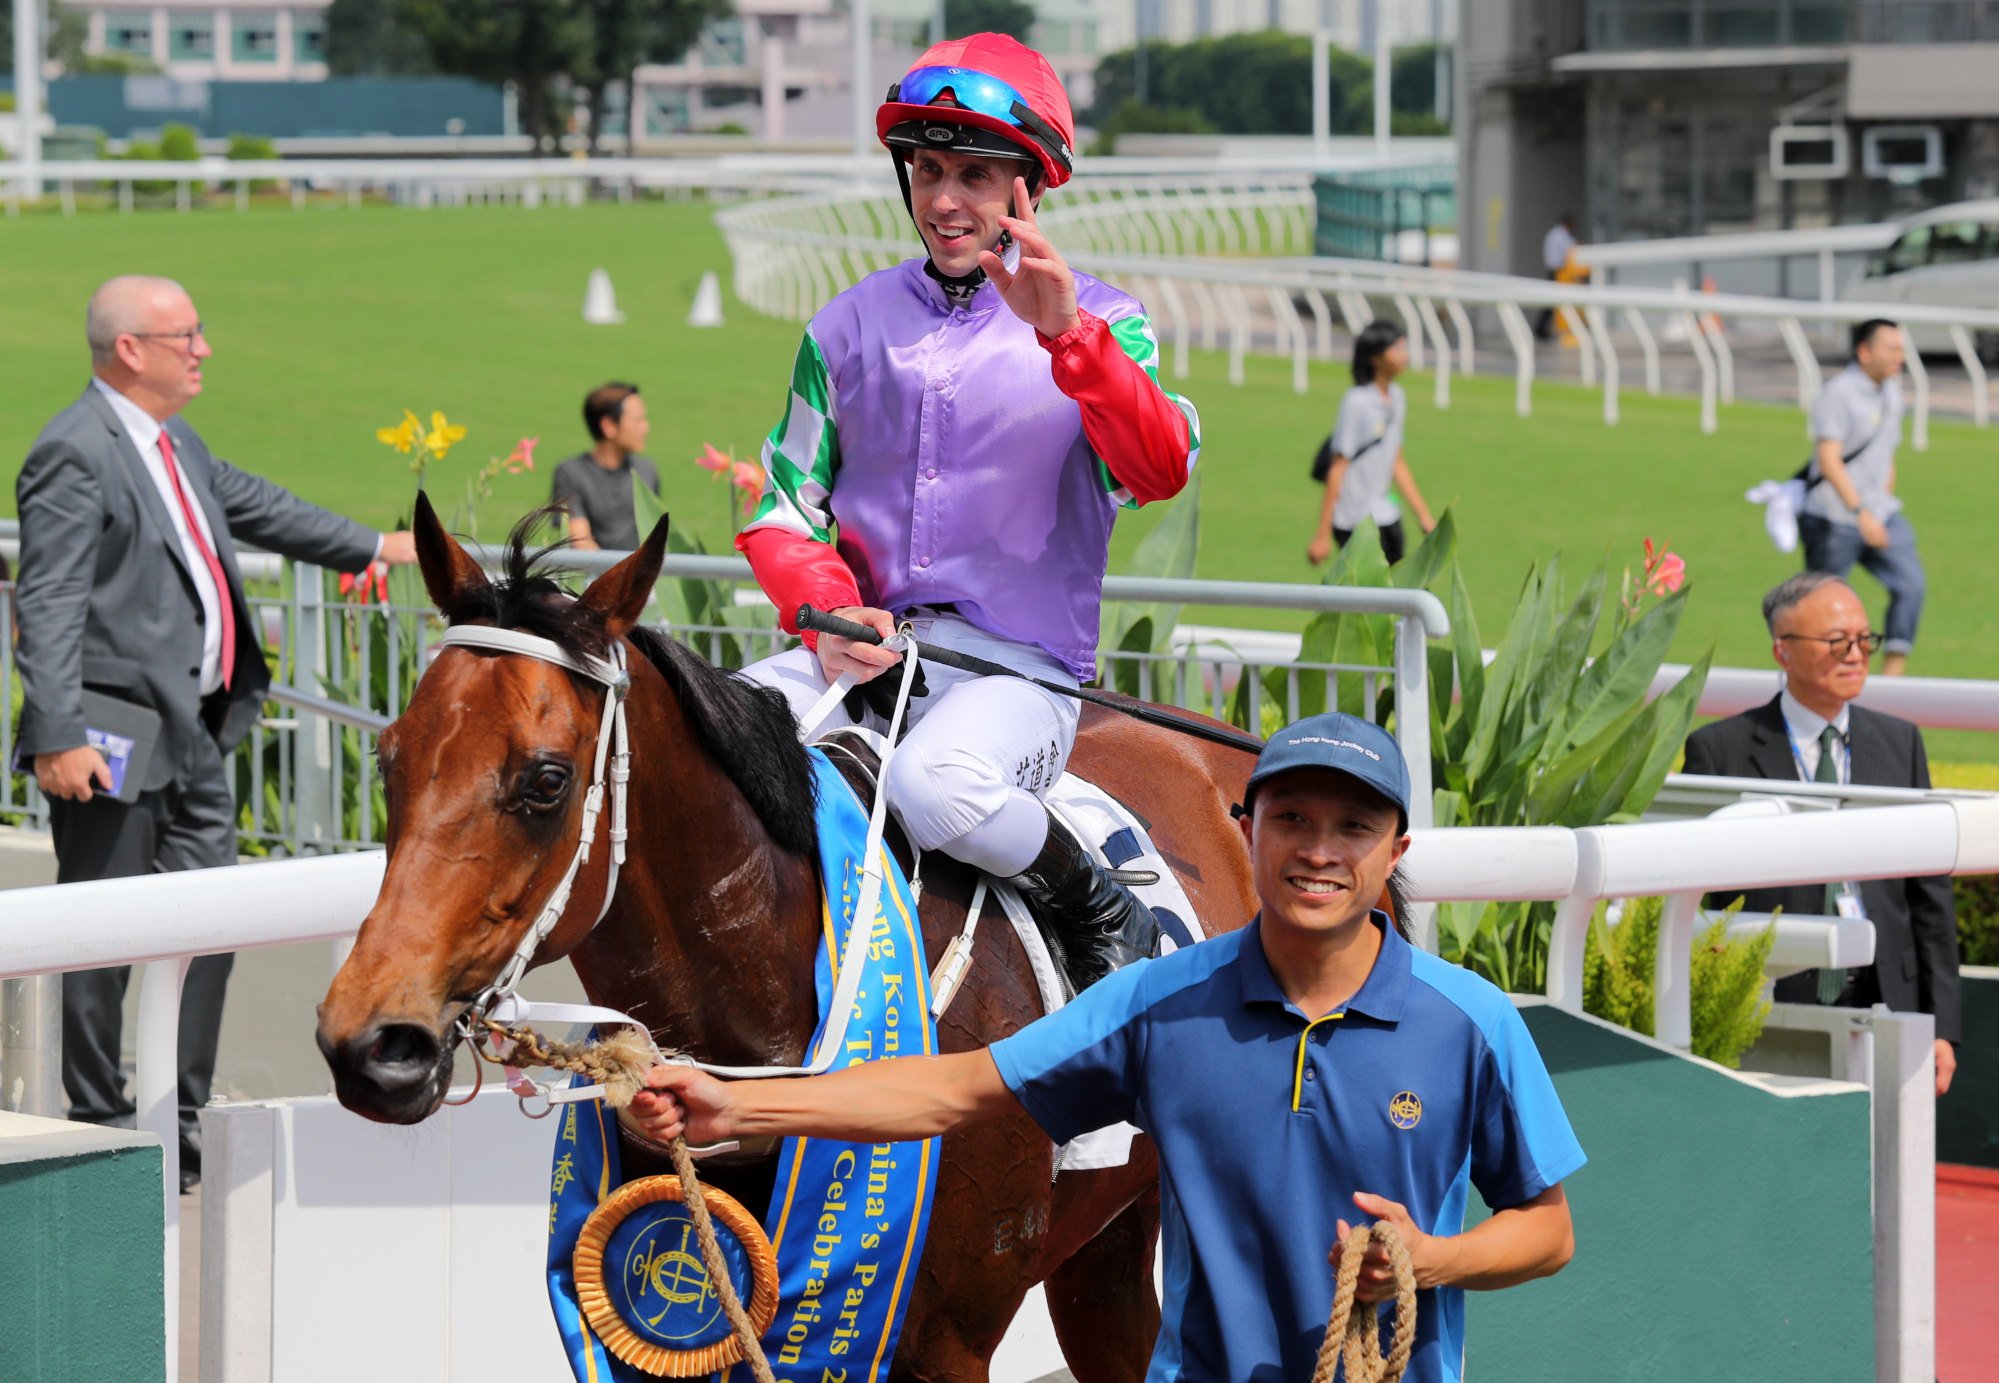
[907,147,1037,278]
[1240,769,1409,940]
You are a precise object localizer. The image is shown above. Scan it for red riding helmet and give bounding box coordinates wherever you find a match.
[876,34,1075,190]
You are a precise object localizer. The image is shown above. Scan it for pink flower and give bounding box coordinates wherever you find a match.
[693,443,733,476]
[1647,552,1686,595]
[729,460,765,496]
[503,436,539,474]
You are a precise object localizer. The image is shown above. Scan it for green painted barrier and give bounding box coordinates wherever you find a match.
[1466,1003,1873,1382]
[0,1113,164,1382]
[1938,967,1999,1168]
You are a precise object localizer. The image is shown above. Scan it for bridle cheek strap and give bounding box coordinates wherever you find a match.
[432,625,632,1016]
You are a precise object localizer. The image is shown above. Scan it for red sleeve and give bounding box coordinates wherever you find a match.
[735,526,864,649]
[1038,309,1193,506]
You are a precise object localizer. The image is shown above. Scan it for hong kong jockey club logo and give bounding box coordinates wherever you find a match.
[573,1174,779,1375]
[1389,1091,1422,1130]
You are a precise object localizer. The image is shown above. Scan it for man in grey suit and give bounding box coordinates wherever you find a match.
[14,275,417,1188]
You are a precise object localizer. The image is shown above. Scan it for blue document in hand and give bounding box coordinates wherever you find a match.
[14,690,161,804]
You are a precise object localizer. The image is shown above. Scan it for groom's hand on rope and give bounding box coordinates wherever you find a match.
[625,1063,736,1146]
[1332,1192,1435,1302]
[815,606,901,685]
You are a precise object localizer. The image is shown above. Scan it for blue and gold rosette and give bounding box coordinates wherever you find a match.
[572,1174,780,1377]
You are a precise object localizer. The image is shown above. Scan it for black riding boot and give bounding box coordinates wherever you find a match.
[1007,809,1161,991]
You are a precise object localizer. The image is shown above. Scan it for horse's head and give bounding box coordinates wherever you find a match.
[317,495,668,1123]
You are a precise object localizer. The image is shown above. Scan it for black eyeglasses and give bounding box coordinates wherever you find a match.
[130,323,206,350]
[1780,632,1884,657]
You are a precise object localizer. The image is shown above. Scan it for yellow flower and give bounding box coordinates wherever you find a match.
[375,409,421,454]
[424,411,467,460]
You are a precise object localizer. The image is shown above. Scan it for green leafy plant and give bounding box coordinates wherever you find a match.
[1099,474,1201,699]
[1231,511,1711,993]
[1583,895,1775,1068]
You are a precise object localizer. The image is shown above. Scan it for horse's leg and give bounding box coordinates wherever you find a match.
[1045,1195,1162,1383]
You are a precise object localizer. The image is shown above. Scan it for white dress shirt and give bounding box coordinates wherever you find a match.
[93,377,228,695]
[1543,222,1577,273]
[1779,687,1852,784]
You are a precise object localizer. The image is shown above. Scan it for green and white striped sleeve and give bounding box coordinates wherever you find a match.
[746,327,841,542]
[1084,312,1202,509]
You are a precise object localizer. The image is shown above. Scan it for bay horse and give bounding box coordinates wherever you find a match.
[317,497,1258,1379]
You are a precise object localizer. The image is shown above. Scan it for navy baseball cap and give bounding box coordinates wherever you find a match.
[1242,712,1410,827]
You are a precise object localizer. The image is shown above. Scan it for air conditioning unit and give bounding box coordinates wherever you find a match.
[1770,124,1849,180]
[1862,125,1943,181]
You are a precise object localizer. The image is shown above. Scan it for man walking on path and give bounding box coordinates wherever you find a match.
[1799,318,1925,676]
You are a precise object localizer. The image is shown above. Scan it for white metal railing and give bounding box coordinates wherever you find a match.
[1575,221,1902,303]
[2,792,1991,1381]
[717,180,1999,439]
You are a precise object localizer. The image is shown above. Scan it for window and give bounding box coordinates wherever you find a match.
[104,12,154,56]
[294,12,327,63]
[1926,221,1998,265]
[1879,226,1932,275]
[169,13,215,60]
[232,13,280,62]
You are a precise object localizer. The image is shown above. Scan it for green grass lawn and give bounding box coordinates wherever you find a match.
[2,198,1991,762]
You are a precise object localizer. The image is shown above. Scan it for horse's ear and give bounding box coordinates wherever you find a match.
[576,514,668,640]
[412,491,491,614]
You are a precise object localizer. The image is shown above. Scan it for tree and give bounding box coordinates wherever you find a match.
[571,0,728,153]
[392,0,723,150]
[325,0,437,76]
[943,0,1035,42]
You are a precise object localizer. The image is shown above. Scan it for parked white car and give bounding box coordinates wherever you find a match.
[1847,199,1999,363]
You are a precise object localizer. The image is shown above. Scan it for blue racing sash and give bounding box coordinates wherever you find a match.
[547,748,940,1381]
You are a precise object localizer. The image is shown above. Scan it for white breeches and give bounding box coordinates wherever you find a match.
[740,612,1081,877]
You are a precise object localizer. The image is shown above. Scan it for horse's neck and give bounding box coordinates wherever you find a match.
[569,676,825,1069]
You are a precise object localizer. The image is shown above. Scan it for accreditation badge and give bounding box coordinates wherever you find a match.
[573,1174,780,1377]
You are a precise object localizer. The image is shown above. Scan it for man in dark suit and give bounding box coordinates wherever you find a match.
[14,275,417,1188]
[1682,570,1959,1095]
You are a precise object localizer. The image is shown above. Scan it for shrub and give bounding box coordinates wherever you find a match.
[227,133,279,191]
[1958,875,1999,966]
[159,122,200,161]
[1088,99,1216,156]
[1584,895,1774,1068]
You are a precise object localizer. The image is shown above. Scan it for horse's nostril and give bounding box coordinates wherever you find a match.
[362,1023,440,1073]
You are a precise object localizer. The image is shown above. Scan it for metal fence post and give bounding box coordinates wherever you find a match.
[0,975,64,1117]
[1394,613,1438,953]
[292,563,332,851]
[1870,1007,1937,1383]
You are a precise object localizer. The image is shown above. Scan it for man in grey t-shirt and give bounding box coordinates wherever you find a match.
[550,381,659,552]
[1799,320,1924,676]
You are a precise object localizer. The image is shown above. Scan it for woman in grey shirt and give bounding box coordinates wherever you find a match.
[1308,320,1435,567]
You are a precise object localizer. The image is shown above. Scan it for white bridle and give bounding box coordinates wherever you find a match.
[433,625,633,1015]
[423,620,928,1114]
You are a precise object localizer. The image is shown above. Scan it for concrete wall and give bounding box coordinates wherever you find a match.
[0,1113,164,1382]
[1938,966,1999,1168]
[1468,1003,1874,1382]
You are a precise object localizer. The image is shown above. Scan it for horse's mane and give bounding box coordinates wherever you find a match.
[437,512,818,859]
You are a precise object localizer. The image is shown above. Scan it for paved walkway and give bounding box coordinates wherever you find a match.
[1940,1163,1999,1382]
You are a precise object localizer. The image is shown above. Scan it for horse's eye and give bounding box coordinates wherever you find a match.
[521,763,571,808]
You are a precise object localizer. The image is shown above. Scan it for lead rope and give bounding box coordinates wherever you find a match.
[668,1134,779,1383]
[1310,1223,1418,1383]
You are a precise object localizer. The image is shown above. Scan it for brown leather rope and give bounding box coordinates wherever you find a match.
[1311,1223,1419,1383]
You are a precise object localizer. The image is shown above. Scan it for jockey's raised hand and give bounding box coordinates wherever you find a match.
[981,177,1080,340]
[815,605,901,684]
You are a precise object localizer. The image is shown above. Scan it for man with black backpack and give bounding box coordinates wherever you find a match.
[1799,319,1924,676]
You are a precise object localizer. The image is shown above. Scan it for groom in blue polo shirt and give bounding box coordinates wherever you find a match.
[628,713,1584,1381]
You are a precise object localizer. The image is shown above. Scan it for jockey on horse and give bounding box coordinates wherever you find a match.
[736,33,1202,986]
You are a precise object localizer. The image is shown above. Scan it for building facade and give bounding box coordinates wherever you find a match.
[1458,0,1999,275]
[71,0,329,81]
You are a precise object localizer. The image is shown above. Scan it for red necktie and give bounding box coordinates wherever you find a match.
[157,429,237,691]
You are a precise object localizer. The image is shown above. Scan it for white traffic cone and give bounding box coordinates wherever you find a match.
[583,268,625,325]
[688,271,725,328]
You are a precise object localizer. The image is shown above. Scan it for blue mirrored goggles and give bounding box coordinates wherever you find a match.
[890,65,1031,127]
